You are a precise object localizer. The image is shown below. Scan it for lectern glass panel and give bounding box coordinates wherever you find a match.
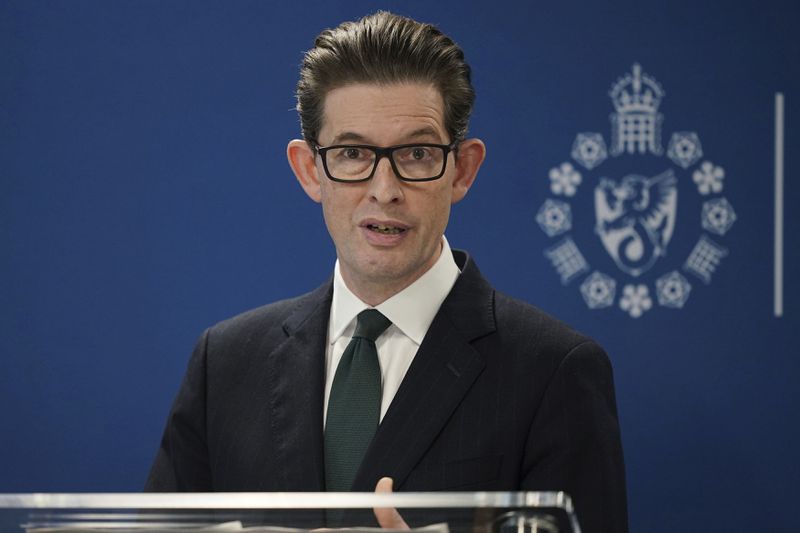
[0,493,580,533]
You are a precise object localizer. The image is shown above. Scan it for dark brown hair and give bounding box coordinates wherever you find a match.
[295,11,475,146]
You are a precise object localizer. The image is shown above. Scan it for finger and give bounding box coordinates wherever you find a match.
[373,477,409,529]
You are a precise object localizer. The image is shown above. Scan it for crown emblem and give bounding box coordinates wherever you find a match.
[609,64,665,155]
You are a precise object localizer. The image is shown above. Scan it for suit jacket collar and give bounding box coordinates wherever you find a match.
[274,250,496,491]
[264,280,332,491]
[353,249,496,490]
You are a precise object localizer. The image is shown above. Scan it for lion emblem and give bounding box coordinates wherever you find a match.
[594,170,678,277]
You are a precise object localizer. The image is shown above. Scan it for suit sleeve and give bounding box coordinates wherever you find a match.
[521,341,628,533]
[144,329,213,491]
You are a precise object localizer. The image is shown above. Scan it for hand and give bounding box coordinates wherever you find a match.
[373,477,409,529]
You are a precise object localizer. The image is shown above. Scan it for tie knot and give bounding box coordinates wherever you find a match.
[353,309,392,342]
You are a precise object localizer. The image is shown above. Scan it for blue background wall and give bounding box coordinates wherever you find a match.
[1,1,798,531]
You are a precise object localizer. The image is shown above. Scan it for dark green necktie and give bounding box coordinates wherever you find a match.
[325,309,392,492]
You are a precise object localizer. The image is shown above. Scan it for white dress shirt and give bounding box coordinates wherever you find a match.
[324,237,461,426]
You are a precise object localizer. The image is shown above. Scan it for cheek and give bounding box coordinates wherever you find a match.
[321,197,345,232]
[435,203,452,232]
[422,190,453,233]
[320,186,359,234]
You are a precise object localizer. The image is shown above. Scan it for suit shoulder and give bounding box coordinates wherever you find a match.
[207,282,331,346]
[492,290,603,357]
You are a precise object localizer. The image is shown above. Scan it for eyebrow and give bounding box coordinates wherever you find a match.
[404,127,443,143]
[330,131,369,144]
[330,127,444,146]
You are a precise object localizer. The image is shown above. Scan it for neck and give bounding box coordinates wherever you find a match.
[339,242,444,307]
[340,270,424,307]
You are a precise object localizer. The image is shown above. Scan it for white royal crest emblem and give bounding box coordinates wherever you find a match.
[538,64,736,318]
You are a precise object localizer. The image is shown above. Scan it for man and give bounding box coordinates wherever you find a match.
[146,11,628,533]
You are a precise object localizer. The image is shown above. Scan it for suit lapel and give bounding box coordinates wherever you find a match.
[352,252,496,491]
[264,281,332,491]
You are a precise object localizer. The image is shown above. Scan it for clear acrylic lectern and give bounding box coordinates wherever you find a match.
[0,492,580,532]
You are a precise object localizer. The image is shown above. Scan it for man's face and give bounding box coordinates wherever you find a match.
[288,83,484,303]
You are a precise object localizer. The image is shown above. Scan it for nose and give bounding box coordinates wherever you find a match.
[367,156,404,204]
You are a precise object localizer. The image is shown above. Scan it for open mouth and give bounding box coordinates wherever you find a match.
[367,224,406,235]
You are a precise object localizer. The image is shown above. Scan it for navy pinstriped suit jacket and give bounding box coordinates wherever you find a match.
[146,250,628,533]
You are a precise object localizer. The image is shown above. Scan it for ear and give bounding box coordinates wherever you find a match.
[287,139,322,203]
[450,138,486,204]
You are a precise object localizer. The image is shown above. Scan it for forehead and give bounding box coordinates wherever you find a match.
[318,82,447,145]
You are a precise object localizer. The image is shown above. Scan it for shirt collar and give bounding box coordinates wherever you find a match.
[329,236,461,345]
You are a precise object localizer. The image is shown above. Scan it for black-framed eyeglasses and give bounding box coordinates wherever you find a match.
[314,142,457,183]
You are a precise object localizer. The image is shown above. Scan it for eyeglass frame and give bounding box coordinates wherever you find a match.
[312,141,459,183]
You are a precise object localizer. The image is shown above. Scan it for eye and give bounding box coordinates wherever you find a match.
[411,147,429,160]
[396,146,433,162]
[344,148,361,159]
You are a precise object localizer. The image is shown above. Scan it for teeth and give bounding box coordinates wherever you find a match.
[369,224,403,234]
